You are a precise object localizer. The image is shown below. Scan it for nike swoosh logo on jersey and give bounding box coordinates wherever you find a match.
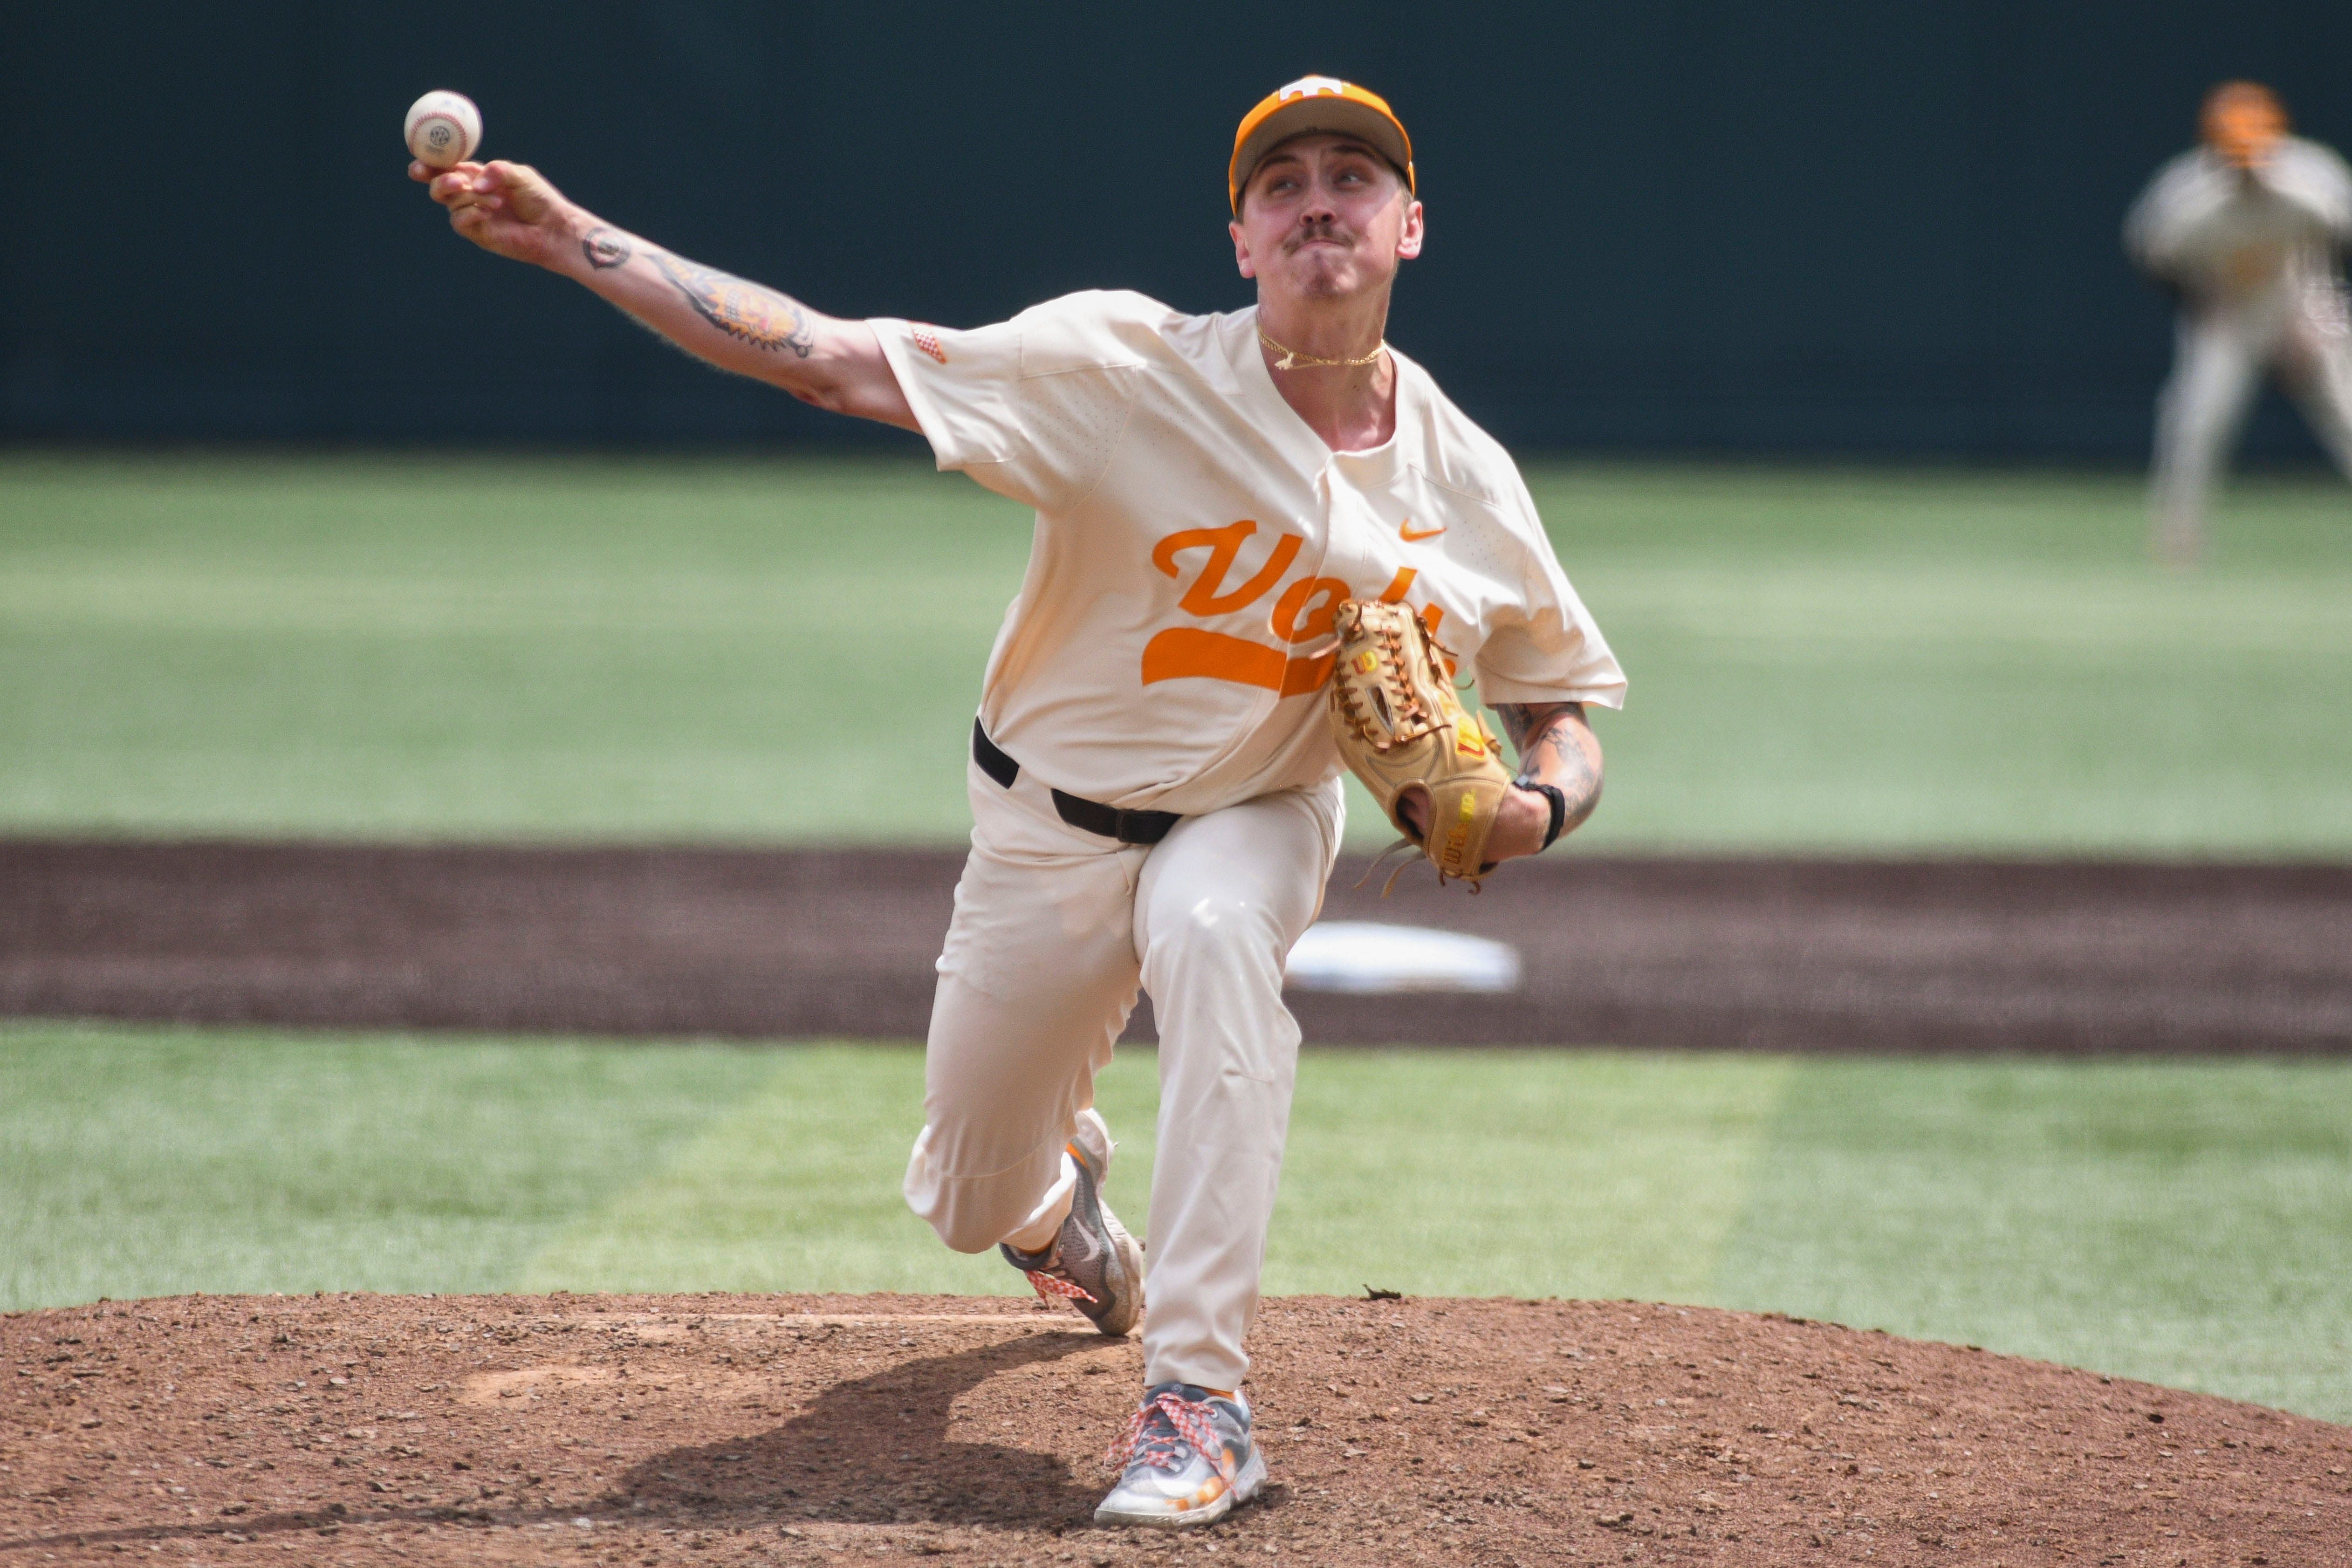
[1399,520,1447,542]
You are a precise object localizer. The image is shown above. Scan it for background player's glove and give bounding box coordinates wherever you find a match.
[1327,599,1515,886]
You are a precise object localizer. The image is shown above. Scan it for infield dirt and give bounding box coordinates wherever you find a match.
[7,842,2349,1052]
[6,1292,2348,1567]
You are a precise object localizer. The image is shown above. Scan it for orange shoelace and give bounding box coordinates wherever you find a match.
[1104,1390,1234,1479]
[1024,1269,1098,1307]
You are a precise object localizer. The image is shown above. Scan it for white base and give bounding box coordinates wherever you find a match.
[1284,920,1523,994]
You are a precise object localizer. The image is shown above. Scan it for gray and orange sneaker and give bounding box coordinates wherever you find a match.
[998,1126,1145,1338]
[1095,1383,1267,1527]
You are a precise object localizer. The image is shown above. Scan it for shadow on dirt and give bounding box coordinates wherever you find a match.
[0,1327,1113,1559]
[612,1327,1107,1530]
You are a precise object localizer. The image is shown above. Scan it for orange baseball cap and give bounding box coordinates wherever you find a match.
[1229,75,1415,214]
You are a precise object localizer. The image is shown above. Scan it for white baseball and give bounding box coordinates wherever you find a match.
[404,90,482,169]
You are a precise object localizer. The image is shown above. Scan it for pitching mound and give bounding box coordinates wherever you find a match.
[6,1294,2347,1566]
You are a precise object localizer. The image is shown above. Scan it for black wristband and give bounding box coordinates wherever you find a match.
[1522,781,1568,851]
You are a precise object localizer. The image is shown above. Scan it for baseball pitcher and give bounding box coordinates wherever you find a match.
[415,75,1623,1528]
[2126,81,2352,562]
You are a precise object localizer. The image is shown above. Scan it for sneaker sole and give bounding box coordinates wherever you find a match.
[1094,1446,1267,1529]
[1086,1202,1146,1338]
[1070,1142,1145,1339]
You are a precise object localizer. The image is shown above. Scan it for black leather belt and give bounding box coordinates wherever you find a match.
[972,719,1180,846]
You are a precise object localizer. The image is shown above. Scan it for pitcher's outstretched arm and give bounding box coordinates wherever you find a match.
[413,157,915,429]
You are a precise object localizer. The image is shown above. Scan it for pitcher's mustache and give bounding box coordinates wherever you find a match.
[1283,219,1356,253]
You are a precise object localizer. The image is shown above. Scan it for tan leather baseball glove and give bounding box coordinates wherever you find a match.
[1327,599,1514,886]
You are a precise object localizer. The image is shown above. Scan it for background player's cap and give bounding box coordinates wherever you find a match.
[1229,76,1415,215]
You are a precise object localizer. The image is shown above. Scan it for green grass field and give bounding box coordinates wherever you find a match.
[2,452,2348,850]
[6,1022,2349,1422]
[3,453,2348,1425]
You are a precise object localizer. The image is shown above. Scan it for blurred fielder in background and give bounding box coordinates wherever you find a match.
[2126,82,2352,564]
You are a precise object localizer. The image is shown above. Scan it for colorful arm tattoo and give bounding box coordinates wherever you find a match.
[648,250,816,357]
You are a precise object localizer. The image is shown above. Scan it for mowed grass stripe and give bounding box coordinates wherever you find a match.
[515,1045,1014,1299]
[512,1050,1788,1306]
[0,1024,775,1306]
[8,1023,2352,1421]
[1265,1052,1792,1304]
[0,455,1020,844]
[1711,1057,2352,1424]
[4,452,2351,850]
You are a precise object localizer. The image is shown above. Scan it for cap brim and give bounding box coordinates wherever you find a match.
[1231,99,1414,211]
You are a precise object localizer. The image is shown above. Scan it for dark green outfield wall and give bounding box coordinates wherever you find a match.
[7,2,2350,457]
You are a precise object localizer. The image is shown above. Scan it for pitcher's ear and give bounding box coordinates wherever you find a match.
[1397,200,1426,261]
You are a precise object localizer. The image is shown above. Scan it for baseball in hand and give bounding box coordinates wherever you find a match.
[404,90,482,168]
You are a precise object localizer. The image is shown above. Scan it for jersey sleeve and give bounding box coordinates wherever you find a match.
[2268,139,2352,243]
[2125,152,2224,278]
[1471,471,1628,711]
[871,291,1157,514]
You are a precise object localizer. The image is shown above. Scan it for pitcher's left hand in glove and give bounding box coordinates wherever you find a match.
[1327,600,1519,883]
[1327,598,1604,886]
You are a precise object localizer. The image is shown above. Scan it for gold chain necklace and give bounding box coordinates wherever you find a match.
[1257,325,1386,371]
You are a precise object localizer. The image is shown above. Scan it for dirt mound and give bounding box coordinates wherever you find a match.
[5,1294,2347,1566]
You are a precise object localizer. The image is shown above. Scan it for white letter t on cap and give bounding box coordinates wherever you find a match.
[1277,75,1349,101]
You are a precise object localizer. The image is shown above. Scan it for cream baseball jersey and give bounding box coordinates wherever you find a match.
[872,290,1625,816]
[2126,137,2352,298]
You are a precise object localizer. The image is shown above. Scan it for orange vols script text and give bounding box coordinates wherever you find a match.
[1142,521,1441,696]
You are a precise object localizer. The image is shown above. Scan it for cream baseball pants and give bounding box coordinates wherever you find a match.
[2151,284,2352,556]
[903,757,1343,1392]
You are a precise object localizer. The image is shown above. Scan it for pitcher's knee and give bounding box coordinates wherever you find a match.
[904,1126,1054,1254]
[905,1172,1024,1254]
